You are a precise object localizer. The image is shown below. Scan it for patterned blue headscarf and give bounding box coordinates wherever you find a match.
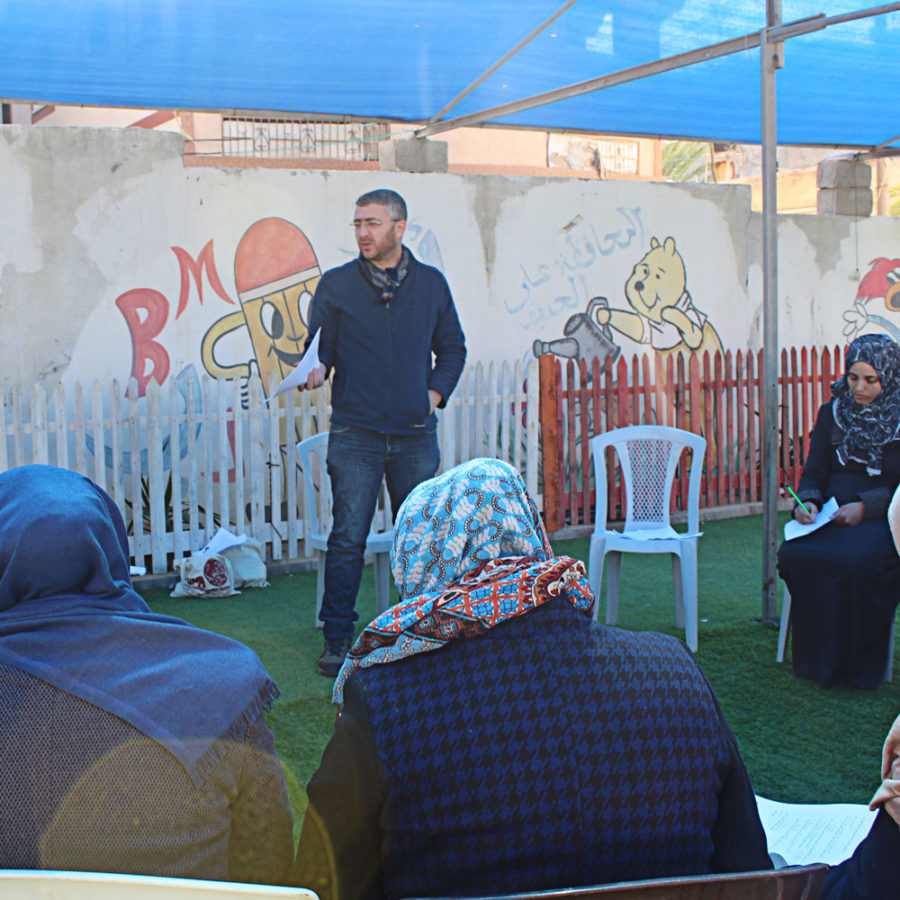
[832,333,900,474]
[332,458,594,703]
[392,456,555,599]
[0,465,279,787]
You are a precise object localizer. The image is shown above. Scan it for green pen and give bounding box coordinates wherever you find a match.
[786,486,811,515]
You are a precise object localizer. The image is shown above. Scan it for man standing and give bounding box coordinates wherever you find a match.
[303,189,466,676]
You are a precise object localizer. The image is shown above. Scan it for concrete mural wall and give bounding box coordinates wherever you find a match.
[3,125,900,401]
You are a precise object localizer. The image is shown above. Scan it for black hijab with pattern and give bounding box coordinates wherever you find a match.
[832,333,900,475]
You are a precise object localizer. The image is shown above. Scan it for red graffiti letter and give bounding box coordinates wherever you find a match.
[171,240,235,319]
[116,288,171,397]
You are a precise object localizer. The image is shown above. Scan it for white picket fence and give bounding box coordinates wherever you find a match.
[0,360,540,574]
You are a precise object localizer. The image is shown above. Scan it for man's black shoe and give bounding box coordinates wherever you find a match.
[317,636,352,677]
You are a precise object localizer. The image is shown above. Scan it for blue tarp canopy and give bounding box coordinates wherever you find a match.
[0,1,897,149]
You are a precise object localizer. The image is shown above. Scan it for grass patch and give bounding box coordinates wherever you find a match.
[140,513,900,835]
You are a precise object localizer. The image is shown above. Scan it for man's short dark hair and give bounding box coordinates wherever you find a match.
[356,189,407,222]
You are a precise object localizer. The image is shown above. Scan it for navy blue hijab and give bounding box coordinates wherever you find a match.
[0,464,279,787]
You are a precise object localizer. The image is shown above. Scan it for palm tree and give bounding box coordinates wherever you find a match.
[662,140,716,183]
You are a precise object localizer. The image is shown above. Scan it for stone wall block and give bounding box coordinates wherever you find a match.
[817,186,873,216]
[379,138,449,173]
[817,155,871,189]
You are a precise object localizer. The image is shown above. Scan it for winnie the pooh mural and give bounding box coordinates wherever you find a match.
[533,235,722,445]
[590,235,723,361]
[534,236,723,365]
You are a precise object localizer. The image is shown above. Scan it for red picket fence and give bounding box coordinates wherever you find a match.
[538,345,844,532]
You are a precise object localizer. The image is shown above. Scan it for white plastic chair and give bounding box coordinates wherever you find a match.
[588,425,706,652]
[297,432,393,628]
[776,576,895,682]
[0,870,316,899]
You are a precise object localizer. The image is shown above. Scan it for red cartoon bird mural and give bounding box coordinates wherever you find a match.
[843,257,900,342]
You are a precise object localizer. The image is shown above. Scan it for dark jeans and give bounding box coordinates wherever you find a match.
[322,423,440,641]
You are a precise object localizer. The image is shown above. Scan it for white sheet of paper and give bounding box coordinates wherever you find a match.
[783,496,839,541]
[755,794,876,866]
[265,328,321,403]
[200,527,248,555]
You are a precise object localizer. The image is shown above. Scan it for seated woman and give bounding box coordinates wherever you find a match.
[0,464,294,880]
[778,333,900,689]
[293,457,771,900]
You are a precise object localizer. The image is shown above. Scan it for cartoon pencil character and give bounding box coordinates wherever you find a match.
[201,217,321,407]
[589,236,723,361]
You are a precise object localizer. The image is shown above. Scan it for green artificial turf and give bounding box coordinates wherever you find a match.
[140,512,900,837]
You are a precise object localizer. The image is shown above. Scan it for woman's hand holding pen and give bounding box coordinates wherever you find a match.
[792,500,819,524]
[791,498,865,526]
[787,486,818,525]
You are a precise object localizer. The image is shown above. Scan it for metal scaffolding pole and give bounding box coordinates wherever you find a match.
[760,3,782,622]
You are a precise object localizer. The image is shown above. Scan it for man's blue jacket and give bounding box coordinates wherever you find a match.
[306,250,466,435]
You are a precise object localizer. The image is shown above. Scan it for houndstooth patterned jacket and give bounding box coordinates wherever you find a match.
[294,598,770,900]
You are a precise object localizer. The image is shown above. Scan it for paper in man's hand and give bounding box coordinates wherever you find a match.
[266,329,321,403]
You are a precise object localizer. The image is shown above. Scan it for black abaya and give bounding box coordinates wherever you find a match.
[777,402,900,688]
